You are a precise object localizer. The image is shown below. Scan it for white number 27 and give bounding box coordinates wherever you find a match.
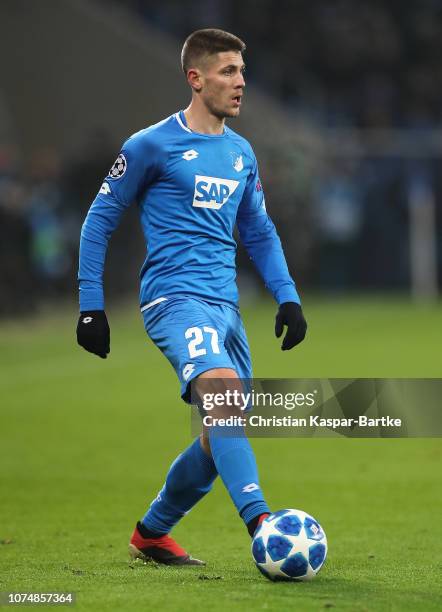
[185,326,220,358]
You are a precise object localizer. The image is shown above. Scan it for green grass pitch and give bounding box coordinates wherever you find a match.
[0,297,441,611]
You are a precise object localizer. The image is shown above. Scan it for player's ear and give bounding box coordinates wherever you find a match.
[187,68,203,93]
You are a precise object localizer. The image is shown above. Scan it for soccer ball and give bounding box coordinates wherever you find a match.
[251,509,327,581]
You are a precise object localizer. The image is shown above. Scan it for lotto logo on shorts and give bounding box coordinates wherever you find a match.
[182,363,195,381]
[193,175,239,210]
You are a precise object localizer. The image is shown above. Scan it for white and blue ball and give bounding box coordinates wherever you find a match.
[251,509,327,581]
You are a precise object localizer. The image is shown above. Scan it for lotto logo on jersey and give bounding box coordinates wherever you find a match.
[193,175,239,210]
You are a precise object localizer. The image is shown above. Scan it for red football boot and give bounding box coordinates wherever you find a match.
[129,522,205,566]
[249,512,271,537]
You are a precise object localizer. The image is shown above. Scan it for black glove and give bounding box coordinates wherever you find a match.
[275,302,307,351]
[76,310,110,359]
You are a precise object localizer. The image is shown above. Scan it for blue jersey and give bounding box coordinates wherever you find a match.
[78,111,300,311]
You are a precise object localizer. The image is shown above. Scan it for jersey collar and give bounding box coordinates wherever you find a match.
[175,110,226,138]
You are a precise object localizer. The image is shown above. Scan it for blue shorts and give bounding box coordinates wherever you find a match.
[142,296,253,403]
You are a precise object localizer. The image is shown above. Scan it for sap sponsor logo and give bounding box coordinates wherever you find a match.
[193,175,239,210]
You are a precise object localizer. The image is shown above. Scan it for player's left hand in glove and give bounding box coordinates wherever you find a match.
[76,310,110,359]
[275,302,307,351]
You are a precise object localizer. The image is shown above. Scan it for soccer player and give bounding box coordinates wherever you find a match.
[77,29,307,565]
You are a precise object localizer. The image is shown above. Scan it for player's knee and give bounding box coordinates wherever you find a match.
[195,368,241,400]
[197,367,239,381]
[195,368,245,419]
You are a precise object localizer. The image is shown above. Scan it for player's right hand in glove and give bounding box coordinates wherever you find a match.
[76,310,110,359]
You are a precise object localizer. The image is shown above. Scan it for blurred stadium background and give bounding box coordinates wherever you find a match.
[0,0,441,314]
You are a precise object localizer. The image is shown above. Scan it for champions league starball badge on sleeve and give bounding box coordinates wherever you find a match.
[108,153,127,179]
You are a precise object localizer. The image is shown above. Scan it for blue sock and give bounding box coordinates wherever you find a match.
[208,426,270,526]
[142,437,217,535]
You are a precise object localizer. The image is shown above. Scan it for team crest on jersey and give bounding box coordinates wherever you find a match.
[231,153,244,172]
[193,175,239,210]
[108,153,127,179]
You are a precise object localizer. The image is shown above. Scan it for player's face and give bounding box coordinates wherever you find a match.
[200,51,245,119]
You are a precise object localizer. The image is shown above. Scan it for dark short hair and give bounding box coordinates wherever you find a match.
[181,28,246,74]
